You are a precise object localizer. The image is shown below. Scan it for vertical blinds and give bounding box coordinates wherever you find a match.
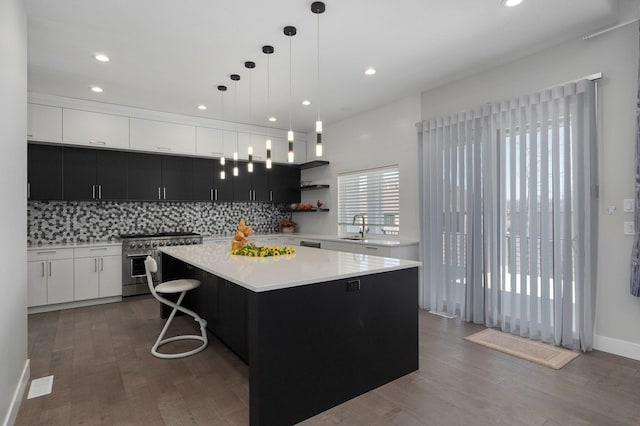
[337,166,400,232]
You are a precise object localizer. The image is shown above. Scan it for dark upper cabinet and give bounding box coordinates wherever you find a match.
[232,161,270,202]
[232,162,252,202]
[63,147,128,201]
[192,158,233,202]
[270,164,301,204]
[127,152,193,201]
[28,144,63,200]
[161,155,193,201]
[214,162,233,202]
[192,158,214,201]
[127,152,162,200]
[96,150,128,200]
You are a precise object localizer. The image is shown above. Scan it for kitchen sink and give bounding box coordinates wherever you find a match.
[340,236,365,241]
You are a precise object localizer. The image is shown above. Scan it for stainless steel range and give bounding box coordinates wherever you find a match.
[120,232,203,296]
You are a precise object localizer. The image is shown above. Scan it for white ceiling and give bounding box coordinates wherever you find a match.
[25,0,631,132]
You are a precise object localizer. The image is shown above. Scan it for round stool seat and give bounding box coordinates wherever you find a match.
[155,279,200,294]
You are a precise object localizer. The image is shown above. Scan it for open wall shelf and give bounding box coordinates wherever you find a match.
[299,160,329,170]
[300,184,330,191]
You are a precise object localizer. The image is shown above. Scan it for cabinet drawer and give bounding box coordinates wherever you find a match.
[359,245,391,257]
[28,248,74,262]
[74,245,121,258]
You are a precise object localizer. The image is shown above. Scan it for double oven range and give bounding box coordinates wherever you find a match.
[120,232,203,296]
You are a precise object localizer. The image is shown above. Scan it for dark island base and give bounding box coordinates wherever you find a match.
[162,254,419,426]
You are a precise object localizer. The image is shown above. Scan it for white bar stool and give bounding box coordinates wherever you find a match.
[144,256,208,359]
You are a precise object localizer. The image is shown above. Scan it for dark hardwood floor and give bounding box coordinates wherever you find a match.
[16,295,640,425]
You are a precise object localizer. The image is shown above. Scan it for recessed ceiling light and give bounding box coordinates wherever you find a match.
[302,100,311,106]
[90,86,103,93]
[364,68,376,76]
[197,105,207,110]
[94,53,110,62]
[268,117,277,122]
[502,0,523,7]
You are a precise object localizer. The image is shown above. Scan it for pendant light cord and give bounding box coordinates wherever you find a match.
[267,53,271,138]
[317,12,321,122]
[289,35,293,133]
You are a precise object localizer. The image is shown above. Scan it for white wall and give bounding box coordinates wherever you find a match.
[298,95,421,241]
[420,24,640,358]
[0,0,29,423]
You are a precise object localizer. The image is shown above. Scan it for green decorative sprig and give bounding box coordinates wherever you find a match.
[231,245,296,257]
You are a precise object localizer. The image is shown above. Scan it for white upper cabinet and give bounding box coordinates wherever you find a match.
[63,109,130,148]
[272,137,288,164]
[196,126,224,157]
[27,104,62,142]
[222,130,238,158]
[271,136,306,164]
[237,132,268,161]
[130,118,196,154]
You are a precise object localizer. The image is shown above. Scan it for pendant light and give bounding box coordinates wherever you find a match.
[217,85,227,180]
[245,61,255,173]
[284,26,296,163]
[230,74,240,177]
[263,45,274,169]
[311,2,325,157]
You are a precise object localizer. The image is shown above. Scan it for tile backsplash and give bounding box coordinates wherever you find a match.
[28,201,292,244]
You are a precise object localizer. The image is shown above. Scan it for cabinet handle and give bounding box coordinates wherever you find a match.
[270,190,273,202]
[92,184,96,199]
[98,185,102,199]
[90,247,107,251]
[365,246,379,250]
[211,151,223,156]
[89,140,106,145]
[214,189,218,201]
[157,147,171,151]
[163,187,166,200]
[210,188,213,201]
[94,258,97,272]
[48,261,52,277]
[27,133,33,138]
[158,187,161,200]
[27,183,31,199]
[36,250,56,255]
[101,258,104,271]
[41,262,44,277]
[249,190,252,200]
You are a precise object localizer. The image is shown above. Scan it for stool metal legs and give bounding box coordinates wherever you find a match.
[152,291,208,359]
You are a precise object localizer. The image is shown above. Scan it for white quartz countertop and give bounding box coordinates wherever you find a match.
[159,244,421,292]
[291,233,418,247]
[28,240,122,250]
[202,233,419,248]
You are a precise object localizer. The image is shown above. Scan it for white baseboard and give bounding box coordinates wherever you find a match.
[27,296,121,314]
[594,334,640,361]
[2,359,30,426]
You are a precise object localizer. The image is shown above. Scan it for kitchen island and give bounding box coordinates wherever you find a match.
[159,244,421,426]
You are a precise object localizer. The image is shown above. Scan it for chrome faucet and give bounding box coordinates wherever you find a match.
[352,213,367,240]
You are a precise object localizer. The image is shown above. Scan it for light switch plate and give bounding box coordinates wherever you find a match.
[623,199,634,213]
[624,221,635,235]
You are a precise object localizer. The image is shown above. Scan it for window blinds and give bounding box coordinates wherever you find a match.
[338,166,400,234]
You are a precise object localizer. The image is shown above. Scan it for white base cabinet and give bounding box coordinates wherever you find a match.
[27,248,74,307]
[74,246,122,301]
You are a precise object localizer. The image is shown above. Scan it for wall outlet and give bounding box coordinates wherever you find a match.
[623,199,634,213]
[624,221,635,235]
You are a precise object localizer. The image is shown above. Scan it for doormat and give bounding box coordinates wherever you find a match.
[464,328,579,369]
